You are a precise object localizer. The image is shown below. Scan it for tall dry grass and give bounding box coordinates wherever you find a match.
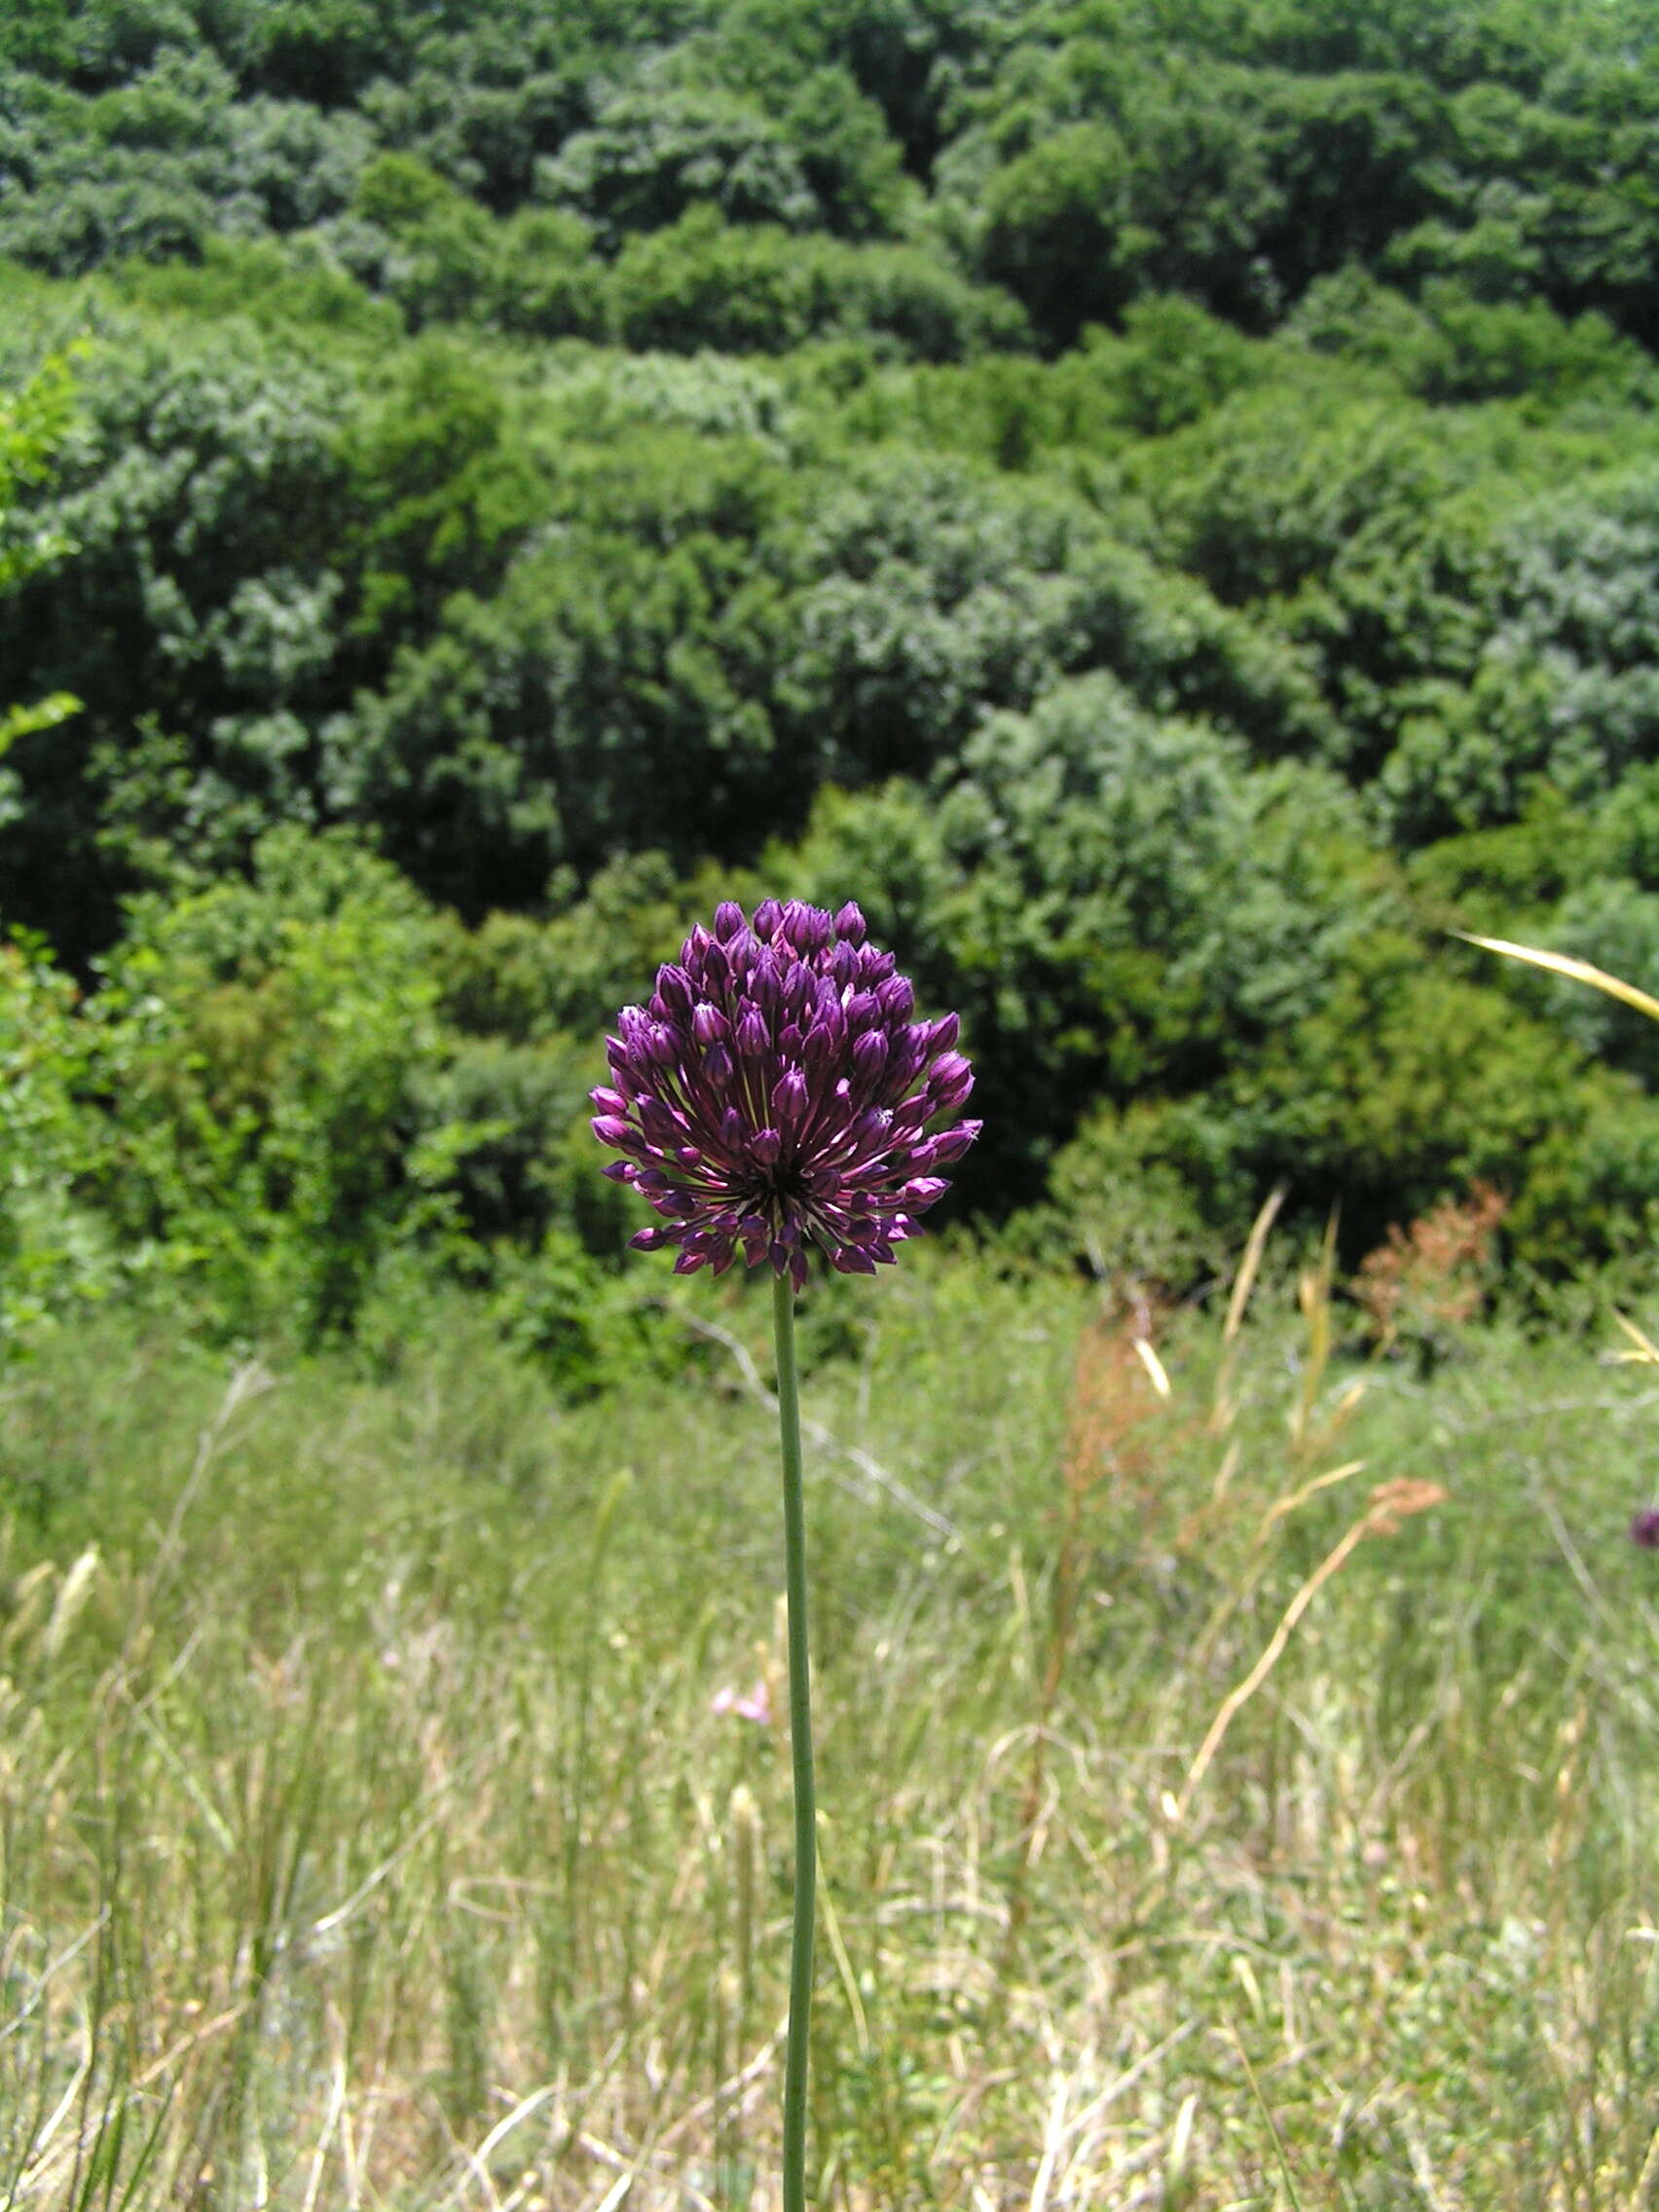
[1,1232,1657,2207]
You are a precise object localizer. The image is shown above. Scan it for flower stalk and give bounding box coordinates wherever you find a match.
[772,1270,815,2212]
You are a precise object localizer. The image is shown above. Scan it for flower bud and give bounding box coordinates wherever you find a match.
[654,969,694,1017]
[772,1071,808,1126]
[803,1020,837,1079]
[852,1029,889,1085]
[929,1052,974,1109]
[927,1119,981,1163]
[831,1245,878,1274]
[592,1115,645,1155]
[902,1176,948,1210]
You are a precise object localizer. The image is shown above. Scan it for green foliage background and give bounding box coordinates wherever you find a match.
[5,0,1659,1355]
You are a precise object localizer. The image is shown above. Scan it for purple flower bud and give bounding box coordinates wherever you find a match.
[754,898,783,942]
[929,1052,974,1109]
[789,902,834,953]
[714,902,744,942]
[877,975,914,1020]
[772,1070,808,1126]
[703,1041,734,1088]
[890,1031,928,1086]
[845,990,879,1034]
[629,1227,669,1250]
[803,1020,837,1079]
[1632,1507,1659,1548]
[654,969,694,1017]
[846,1107,891,1152]
[834,901,867,944]
[592,1115,645,1156]
[739,1216,769,1262]
[693,1004,729,1048]
[750,1127,783,1165]
[831,1245,878,1274]
[852,1030,889,1085]
[927,1119,981,1164]
[639,1097,682,1145]
[737,1010,770,1059]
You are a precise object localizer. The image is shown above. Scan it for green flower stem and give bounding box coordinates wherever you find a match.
[772,1270,816,2212]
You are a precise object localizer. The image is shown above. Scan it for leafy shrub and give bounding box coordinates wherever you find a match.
[608,205,1027,359]
[85,830,475,1346]
[0,939,113,1346]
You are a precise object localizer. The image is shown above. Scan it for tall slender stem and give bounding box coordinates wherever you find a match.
[772,1271,816,2212]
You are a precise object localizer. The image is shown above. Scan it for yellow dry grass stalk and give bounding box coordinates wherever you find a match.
[1210,1183,1286,1438]
[1173,1476,1446,1824]
[1457,932,1659,1025]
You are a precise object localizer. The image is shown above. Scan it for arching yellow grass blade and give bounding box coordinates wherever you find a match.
[1457,933,1659,1024]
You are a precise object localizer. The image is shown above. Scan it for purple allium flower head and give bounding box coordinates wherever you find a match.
[593,899,980,1292]
[1631,1506,1659,1549]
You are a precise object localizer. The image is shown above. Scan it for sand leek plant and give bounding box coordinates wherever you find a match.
[593,896,979,2210]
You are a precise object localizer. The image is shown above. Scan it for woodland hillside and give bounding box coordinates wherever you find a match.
[6,0,1659,1344]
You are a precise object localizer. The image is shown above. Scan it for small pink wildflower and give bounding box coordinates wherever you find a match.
[712,1679,773,1724]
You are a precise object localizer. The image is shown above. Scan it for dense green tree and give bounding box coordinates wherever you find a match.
[86,829,468,1342]
[334,426,791,909]
[0,327,350,952]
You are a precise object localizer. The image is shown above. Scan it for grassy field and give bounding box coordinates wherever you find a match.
[1,1238,1657,2210]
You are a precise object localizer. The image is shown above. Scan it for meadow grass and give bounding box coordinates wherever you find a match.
[1,1244,1657,2208]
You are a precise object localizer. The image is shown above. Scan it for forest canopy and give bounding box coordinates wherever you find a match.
[4,0,1659,1359]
